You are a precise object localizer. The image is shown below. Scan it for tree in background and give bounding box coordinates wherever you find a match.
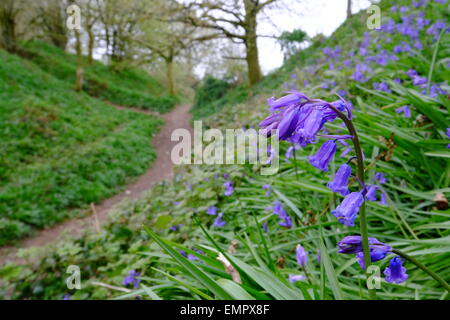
[0,0,20,53]
[132,0,220,95]
[178,0,281,86]
[278,29,308,61]
[347,0,352,19]
[33,0,69,49]
[94,0,147,66]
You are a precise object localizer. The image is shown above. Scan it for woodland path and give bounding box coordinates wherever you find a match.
[0,104,193,264]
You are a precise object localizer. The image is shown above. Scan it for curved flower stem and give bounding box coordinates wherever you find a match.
[392,249,450,293]
[326,104,376,299]
[291,142,299,179]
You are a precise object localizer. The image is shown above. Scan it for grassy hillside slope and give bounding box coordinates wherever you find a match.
[21,41,178,113]
[0,49,163,245]
[1,0,449,300]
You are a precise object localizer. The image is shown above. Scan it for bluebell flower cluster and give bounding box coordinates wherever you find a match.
[395,105,411,118]
[213,212,226,227]
[123,270,141,288]
[271,200,293,228]
[260,92,353,148]
[337,236,407,283]
[224,181,234,196]
[296,244,308,267]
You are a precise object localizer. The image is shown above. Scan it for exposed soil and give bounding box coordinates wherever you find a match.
[0,104,192,264]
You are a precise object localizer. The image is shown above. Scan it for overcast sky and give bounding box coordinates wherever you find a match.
[258,0,373,73]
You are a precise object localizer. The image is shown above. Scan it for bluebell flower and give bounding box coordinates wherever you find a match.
[207,206,217,215]
[380,192,387,206]
[365,185,378,201]
[308,140,337,172]
[327,163,351,196]
[188,254,198,261]
[63,294,71,300]
[384,256,408,284]
[413,41,423,50]
[213,212,226,227]
[279,215,292,228]
[272,201,292,228]
[416,17,430,30]
[429,84,447,97]
[356,246,391,269]
[272,200,284,216]
[224,181,234,196]
[263,222,268,233]
[184,182,193,191]
[289,274,305,283]
[259,112,282,137]
[179,250,188,258]
[396,105,411,118]
[413,0,429,7]
[427,21,447,40]
[169,224,183,231]
[374,172,387,184]
[293,107,324,144]
[338,236,391,255]
[262,185,271,197]
[373,82,391,93]
[267,92,307,113]
[331,191,364,227]
[278,206,292,228]
[394,42,412,53]
[406,69,418,78]
[123,270,141,289]
[296,244,308,267]
[412,75,427,86]
[338,90,347,97]
[323,47,332,57]
[261,92,352,147]
[277,105,302,139]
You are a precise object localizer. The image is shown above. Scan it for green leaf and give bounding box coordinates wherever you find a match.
[216,279,256,300]
[319,230,344,300]
[144,226,233,299]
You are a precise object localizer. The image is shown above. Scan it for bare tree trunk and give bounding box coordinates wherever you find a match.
[74,30,84,92]
[49,2,68,49]
[347,0,352,19]
[87,27,94,65]
[166,57,175,96]
[0,0,17,53]
[244,0,262,86]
